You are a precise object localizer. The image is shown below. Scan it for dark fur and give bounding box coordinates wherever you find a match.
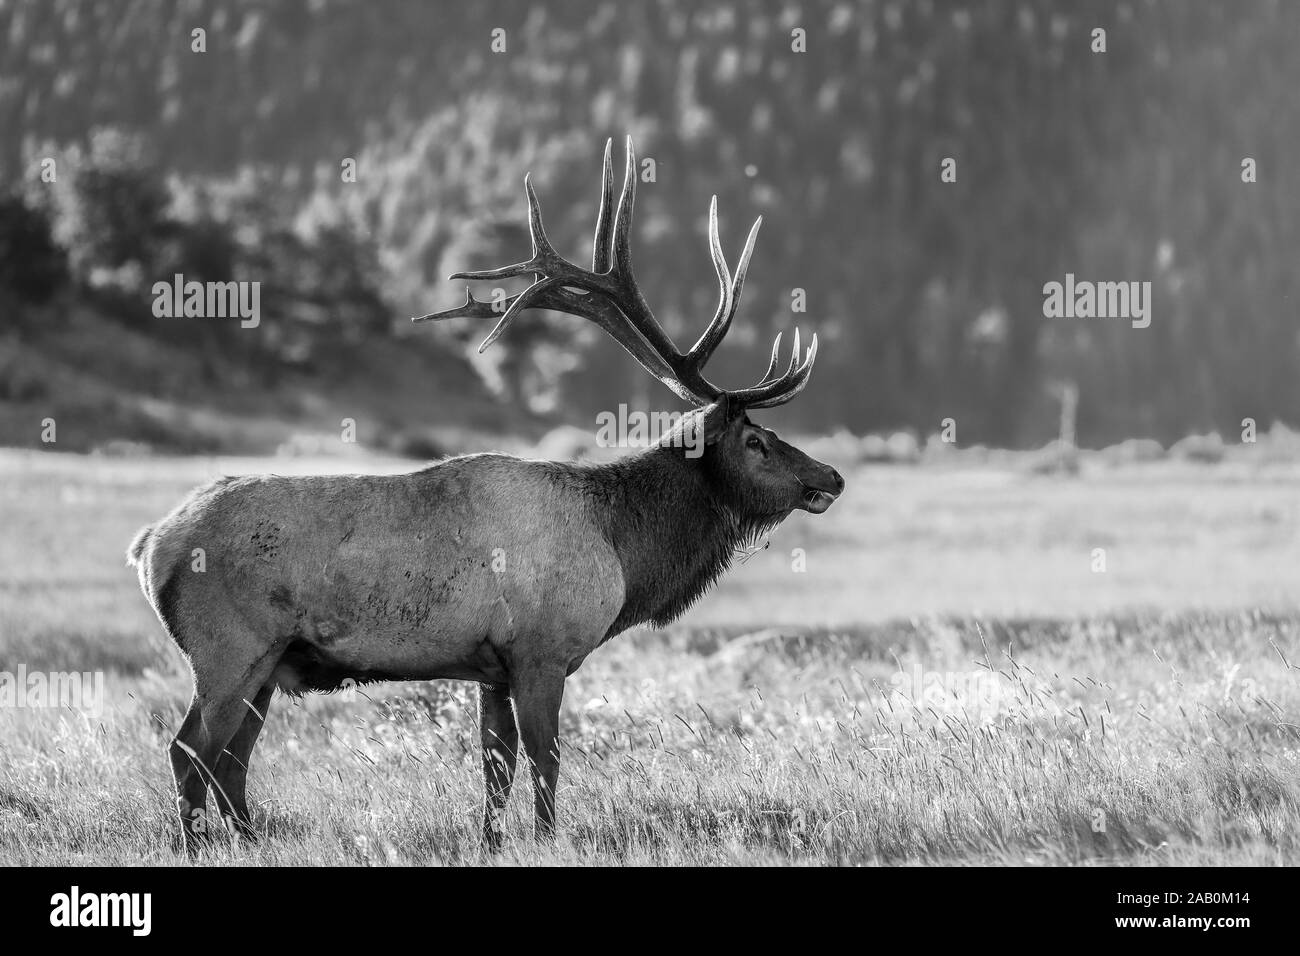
[581,442,788,636]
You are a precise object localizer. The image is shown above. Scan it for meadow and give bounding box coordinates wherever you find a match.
[1,447,1298,865]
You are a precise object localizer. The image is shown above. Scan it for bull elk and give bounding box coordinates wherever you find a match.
[128,138,844,853]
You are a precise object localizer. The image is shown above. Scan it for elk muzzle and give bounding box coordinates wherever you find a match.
[800,464,844,514]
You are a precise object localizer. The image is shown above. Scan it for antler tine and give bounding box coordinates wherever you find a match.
[475,277,561,352]
[412,286,501,323]
[729,215,762,317]
[524,174,561,266]
[445,261,535,284]
[412,281,555,345]
[785,328,802,378]
[708,196,733,307]
[445,174,559,287]
[611,135,637,277]
[598,135,700,379]
[685,207,762,372]
[593,138,616,273]
[755,332,783,384]
[684,197,732,360]
[730,331,819,409]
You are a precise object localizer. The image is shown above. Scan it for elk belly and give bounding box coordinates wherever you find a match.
[265,555,512,689]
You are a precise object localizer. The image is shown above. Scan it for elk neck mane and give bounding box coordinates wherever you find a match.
[564,441,789,639]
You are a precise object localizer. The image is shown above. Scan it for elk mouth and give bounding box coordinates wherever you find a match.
[801,487,839,514]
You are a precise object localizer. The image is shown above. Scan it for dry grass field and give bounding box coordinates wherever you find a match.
[1,448,1298,865]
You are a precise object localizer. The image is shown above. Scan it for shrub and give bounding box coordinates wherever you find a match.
[0,193,67,308]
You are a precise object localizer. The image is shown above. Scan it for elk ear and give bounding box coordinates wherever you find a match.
[698,395,741,445]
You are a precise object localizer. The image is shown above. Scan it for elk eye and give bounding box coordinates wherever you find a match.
[746,436,765,453]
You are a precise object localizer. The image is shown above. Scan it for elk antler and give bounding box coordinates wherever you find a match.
[414,137,817,409]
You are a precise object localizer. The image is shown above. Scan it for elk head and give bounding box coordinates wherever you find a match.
[416,137,843,520]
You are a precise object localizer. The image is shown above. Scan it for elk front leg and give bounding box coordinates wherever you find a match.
[512,673,565,840]
[479,681,518,850]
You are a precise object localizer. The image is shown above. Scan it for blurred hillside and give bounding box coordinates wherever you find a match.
[0,127,536,454]
[2,0,1298,451]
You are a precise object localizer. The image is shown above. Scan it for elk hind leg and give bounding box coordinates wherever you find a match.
[170,638,280,854]
[512,673,566,841]
[212,681,276,840]
[479,681,518,850]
